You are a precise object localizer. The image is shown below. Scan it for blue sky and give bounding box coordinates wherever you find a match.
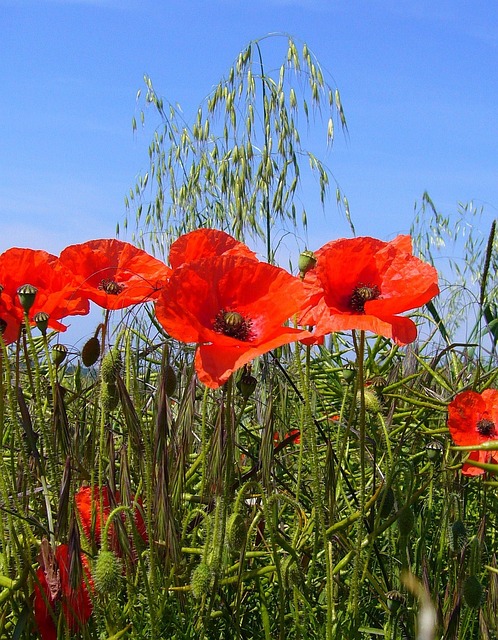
[1,0,497,261]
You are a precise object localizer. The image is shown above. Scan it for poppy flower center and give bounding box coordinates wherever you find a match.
[0,318,6,334]
[350,283,380,313]
[213,309,253,341]
[98,279,125,296]
[477,418,496,437]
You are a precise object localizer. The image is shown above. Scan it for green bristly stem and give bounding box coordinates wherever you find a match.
[349,329,366,625]
[297,343,335,639]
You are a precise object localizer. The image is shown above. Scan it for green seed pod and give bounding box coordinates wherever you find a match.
[463,575,483,609]
[298,250,317,278]
[52,344,68,367]
[17,284,37,314]
[101,382,119,413]
[378,486,395,519]
[190,562,214,600]
[237,373,257,399]
[226,512,247,551]
[448,520,467,554]
[386,590,406,614]
[93,550,122,595]
[426,440,443,462]
[100,349,122,383]
[81,336,101,367]
[341,366,356,384]
[34,311,49,336]
[397,506,415,536]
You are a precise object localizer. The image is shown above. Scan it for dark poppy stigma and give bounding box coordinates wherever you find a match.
[477,418,495,437]
[98,279,125,295]
[213,309,253,341]
[0,318,6,334]
[350,283,380,313]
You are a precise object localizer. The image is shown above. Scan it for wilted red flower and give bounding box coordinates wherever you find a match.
[448,389,498,475]
[33,543,93,640]
[155,255,311,388]
[59,239,172,310]
[75,485,147,551]
[0,248,89,343]
[300,235,439,345]
[168,228,257,269]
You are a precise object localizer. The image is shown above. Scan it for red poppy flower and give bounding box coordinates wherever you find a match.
[0,296,21,344]
[0,248,90,342]
[299,235,439,345]
[59,239,172,310]
[75,485,147,551]
[448,389,498,475]
[168,228,257,269]
[155,255,311,388]
[33,543,93,640]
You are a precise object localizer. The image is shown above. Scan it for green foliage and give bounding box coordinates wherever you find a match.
[123,34,351,263]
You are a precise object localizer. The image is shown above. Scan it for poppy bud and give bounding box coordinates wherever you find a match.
[81,336,101,367]
[378,486,395,518]
[386,590,405,614]
[237,373,257,399]
[52,344,68,366]
[281,555,304,590]
[463,575,483,609]
[101,382,119,413]
[34,311,49,336]
[357,388,381,414]
[298,250,317,278]
[100,349,122,383]
[93,549,122,595]
[164,364,177,397]
[226,512,247,551]
[448,519,466,554]
[190,562,214,600]
[397,506,414,536]
[17,283,38,314]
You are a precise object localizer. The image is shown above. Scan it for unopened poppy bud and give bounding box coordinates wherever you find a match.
[357,388,381,414]
[386,590,405,614]
[100,349,122,383]
[426,440,443,462]
[397,506,414,536]
[81,336,101,367]
[52,344,68,366]
[101,382,119,413]
[190,562,214,600]
[94,549,122,595]
[448,519,466,554]
[34,312,49,336]
[237,373,257,399]
[463,575,483,609]
[226,512,247,551]
[298,250,317,278]
[17,284,38,314]
[378,486,395,518]
[281,555,304,590]
[164,364,177,397]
